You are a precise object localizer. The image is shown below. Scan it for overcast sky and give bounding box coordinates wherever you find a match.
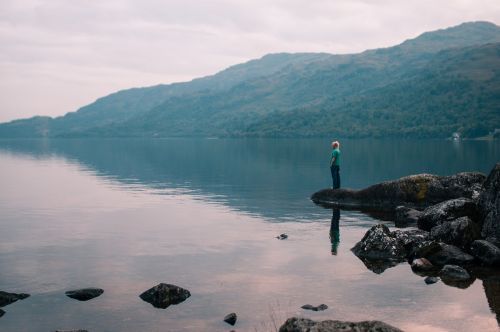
[0,0,499,122]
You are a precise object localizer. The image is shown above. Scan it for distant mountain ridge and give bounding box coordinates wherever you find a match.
[1,21,499,138]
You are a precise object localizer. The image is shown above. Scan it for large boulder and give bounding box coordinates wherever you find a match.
[311,172,485,211]
[139,283,190,309]
[352,224,428,273]
[483,277,500,324]
[471,240,500,266]
[439,265,474,289]
[479,163,500,246]
[418,198,479,231]
[279,317,403,332]
[429,216,481,249]
[415,242,474,267]
[0,291,30,307]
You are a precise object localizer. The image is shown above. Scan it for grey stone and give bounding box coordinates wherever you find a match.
[65,288,103,301]
[440,265,471,281]
[416,242,474,267]
[429,216,481,249]
[301,304,328,311]
[223,312,237,326]
[0,291,30,308]
[311,172,485,211]
[395,206,422,227]
[276,233,288,240]
[480,163,500,246]
[411,258,435,272]
[471,240,500,266]
[279,317,403,332]
[418,198,479,231]
[139,283,190,309]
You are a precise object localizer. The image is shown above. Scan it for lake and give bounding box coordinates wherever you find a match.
[0,138,499,332]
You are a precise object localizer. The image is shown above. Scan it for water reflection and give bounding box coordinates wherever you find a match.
[329,208,340,255]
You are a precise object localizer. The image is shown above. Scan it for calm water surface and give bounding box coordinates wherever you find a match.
[0,138,499,332]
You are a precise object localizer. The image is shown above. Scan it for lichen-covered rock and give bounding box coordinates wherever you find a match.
[479,163,500,246]
[416,242,474,267]
[139,283,190,309]
[311,172,485,211]
[279,317,403,332]
[429,216,481,249]
[418,198,479,231]
[471,240,500,266]
[395,206,422,227]
[0,291,30,308]
[65,288,103,301]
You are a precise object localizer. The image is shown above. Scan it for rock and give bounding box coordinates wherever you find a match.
[311,172,485,211]
[0,309,4,318]
[471,240,500,266]
[425,276,439,284]
[411,258,435,272]
[429,216,481,249]
[394,206,421,227]
[0,291,30,307]
[479,163,500,246]
[139,283,190,309]
[418,198,479,231]
[416,242,474,267]
[483,277,500,324]
[352,224,428,261]
[223,312,237,326]
[301,304,328,311]
[65,288,103,301]
[276,233,288,240]
[279,317,403,332]
[440,265,471,281]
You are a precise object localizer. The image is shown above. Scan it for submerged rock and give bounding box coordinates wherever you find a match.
[311,172,485,211]
[0,309,4,318]
[65,288,103,301]
[411,258,435,272]
[139,283,190,309]
[429,216,481,249]
[425,276,439,285]
[418,198,479,231]
[223,312,237,326]
[479,163,500,246]
[279,317,403,332]
[416,242,474,267]
[394,206,421,227]
[0,291,30,307]
[276,233,288,240]
[301,304,328,311]
[471,240,500,266]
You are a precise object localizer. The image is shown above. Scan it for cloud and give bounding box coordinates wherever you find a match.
[0,0,499,122]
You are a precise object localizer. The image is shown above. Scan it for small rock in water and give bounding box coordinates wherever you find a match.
[276,233,288,240]
[65,288,104,301]
[424,276,439,285]
[0,291,30,307]
[301,304,328,311]
[139,283,191,309]
[0,309,5,318]
[223,312,237,326]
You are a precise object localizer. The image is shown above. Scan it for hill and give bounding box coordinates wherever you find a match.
[1,21,499,139]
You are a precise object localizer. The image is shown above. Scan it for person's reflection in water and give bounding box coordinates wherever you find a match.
[330,208,340,255]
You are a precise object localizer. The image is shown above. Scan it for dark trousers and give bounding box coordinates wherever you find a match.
[330,165,340,189]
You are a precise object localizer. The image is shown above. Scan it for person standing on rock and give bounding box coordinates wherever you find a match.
[330,141,341,189]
